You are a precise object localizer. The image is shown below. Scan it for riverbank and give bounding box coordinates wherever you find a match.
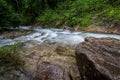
[79,25,120,35]
[32,24,120,34]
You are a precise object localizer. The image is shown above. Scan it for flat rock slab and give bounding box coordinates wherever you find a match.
[76,37,120,80]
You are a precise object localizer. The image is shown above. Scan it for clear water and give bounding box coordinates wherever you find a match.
[0,26,120,47]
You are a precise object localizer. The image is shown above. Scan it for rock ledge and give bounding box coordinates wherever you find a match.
[76,37,120,80]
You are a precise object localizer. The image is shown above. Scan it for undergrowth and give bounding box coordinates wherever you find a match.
[37,0,120,27]
[1,0,120,28]
[0,43,23,68]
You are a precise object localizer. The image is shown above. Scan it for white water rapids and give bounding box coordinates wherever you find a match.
[0,26,120,47]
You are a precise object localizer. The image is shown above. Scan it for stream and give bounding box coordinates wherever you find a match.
[0,26,120,47]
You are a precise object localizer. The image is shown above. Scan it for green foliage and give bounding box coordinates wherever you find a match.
[80,14,93,26]
[96,7,120,26]
[39,0,120,27]
[106,0,120,6]
[0,0,120,28]
[0,0,63,29]
[0,43,23,67]
[0,0,23,29]
[37,9,63,24]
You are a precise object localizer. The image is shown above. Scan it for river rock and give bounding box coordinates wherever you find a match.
[33,62,70,80]
[76,37,120,80]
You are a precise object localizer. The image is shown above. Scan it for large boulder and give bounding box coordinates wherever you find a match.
[76,37,120,80]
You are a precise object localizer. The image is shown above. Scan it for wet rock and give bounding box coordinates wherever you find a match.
[0,41,80,80]
[83,25,120,34]
[1,30,33,39]
[20,43,80,80]
[76,37,120,80]
[34,62,70,80]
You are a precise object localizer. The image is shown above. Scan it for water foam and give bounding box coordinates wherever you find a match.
[0,27,120,47]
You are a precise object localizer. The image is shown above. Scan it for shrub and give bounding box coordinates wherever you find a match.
[37,9,63,25]
[1,0,120,28]
[95,7,120,26]
[0,43,23,68]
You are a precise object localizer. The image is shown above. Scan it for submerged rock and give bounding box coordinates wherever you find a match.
[76,37,120,80]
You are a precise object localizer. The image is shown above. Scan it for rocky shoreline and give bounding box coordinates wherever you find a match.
[81,26,120,35]
[0,42,80,80]
[0,26,120,80]
[33,24,120,34]
[0,37,120,80]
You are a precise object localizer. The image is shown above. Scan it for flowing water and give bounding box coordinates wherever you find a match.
[0,26,120,47]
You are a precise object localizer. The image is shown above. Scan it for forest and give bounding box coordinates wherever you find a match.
[0,0,120,29]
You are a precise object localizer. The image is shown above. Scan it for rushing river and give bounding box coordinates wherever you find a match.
[0,26,120,47]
